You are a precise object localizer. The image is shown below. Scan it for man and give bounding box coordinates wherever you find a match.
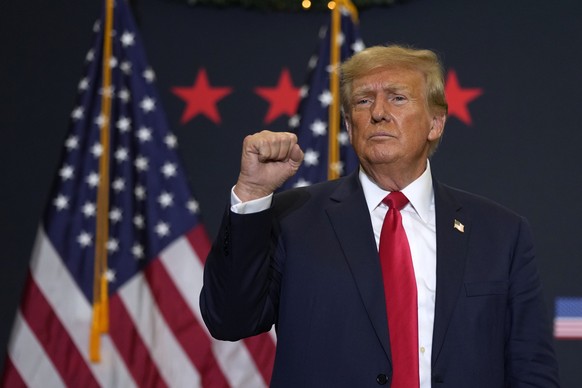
[200,45,559,387]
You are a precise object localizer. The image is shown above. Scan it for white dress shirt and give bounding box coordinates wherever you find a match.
[231,162,437,387]
[359,162,436,388]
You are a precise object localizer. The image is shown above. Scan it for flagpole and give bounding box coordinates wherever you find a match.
[328,1,340,180]
[328,0,358,180]
[90,0,114,363]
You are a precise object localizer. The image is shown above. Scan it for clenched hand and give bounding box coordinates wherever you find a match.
[234,130,304,202]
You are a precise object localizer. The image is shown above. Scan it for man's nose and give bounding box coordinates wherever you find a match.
[371,100,390,123]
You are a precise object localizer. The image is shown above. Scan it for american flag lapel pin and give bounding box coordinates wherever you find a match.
[454,219,465,233]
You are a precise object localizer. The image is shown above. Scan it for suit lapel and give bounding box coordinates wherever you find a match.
[323,174,470,365]
[325,173,392,361]
[431,180,470,366]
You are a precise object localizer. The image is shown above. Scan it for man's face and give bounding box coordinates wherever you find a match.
[345,66,445,175]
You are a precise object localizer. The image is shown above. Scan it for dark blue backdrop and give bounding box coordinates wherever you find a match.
[1,0,581,385]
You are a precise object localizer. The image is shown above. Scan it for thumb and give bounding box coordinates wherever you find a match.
[288,143,304,168]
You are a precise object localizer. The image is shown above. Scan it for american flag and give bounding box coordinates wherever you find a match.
[554,297,582,340]
[282,1,363,189]
[1,1,275,387]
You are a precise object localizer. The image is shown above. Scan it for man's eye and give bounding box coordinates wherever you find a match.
[391,95,407,104]
[356,98,371,105]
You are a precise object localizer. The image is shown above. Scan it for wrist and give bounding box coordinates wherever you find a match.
[233,181,274,202]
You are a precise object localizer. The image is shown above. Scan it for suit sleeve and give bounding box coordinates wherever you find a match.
[505,217,560,387]
[199,206,281,341]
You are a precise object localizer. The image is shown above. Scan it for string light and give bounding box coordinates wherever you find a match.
[302,0,311,9]
[327,1,336,10]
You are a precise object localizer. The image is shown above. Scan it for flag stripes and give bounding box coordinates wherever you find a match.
[21,273,100,388]
[554,297,582,340]
[109,295,168,387]
[5,226,274,387]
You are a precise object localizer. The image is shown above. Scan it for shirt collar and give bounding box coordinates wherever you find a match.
[359,160,434,223]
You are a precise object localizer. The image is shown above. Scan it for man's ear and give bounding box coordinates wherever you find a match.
[344,115,353,143]
[428,112,446,142]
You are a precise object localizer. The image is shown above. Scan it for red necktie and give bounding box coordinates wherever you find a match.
[379,192,419,388]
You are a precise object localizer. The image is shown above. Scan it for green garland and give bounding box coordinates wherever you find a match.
[163,0,408,11]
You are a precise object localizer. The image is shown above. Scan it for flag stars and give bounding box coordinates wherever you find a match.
[143,68,155,83]
[351,39,365,53]
[137,126,152,142]
[59,165,74,181]
[78,78,89,91]
[91,143,104,158]
[77,231,92,248]
[338,131,350,146]
[86,172,100,188]
[158,191,174,208]
[294,178,311,188]
[133,214,145,229]
[187,199,199,214]
[109,208,123,223]
[308,55,318,69]
[120,61,132,75]
[115,147,129,162]
[86,49,95,62]
[107,239,120,253]
[65,136,79,150]
[310,119,327,136]
[109,56,118,69]
[300,85,309,98]
[105,268,117,282]
[134,185,146,200]
[118,88,131,103]
[116,116,132,133]
[161,162,177,178]
[71,107,84,121]
[112,177,125,192]
[135,156,149,172]
[140,96,156,113]
[81,202,96,218]
[53,195,69,211]
[330,161,344,175]
[132,243,145,260]
[289,115,300,128]
[164,134,178,149]
[303,149,320,166]
[100,85,115,98]
[120,31,135,47]
[318,90,333,107]
[155,221,170,238]
[95,113,109,128]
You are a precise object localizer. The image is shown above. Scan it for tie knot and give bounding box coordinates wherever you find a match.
[383,191,409,211]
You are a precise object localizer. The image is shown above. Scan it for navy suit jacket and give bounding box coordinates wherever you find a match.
[200,171,559,387]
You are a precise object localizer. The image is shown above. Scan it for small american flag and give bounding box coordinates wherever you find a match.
[554,297,582,340]
[1,1,275,386]
[282,1,364,189]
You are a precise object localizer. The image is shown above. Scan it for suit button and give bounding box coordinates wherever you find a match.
[432,374,444,383]
[376,374,388,385]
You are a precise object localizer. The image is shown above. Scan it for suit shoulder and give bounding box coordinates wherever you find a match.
[274,177,347,203]
[437,182,526,223]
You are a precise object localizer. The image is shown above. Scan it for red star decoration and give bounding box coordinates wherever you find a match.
[445,69,483,125]
[254,68,300,124]
[172,68,232,125]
